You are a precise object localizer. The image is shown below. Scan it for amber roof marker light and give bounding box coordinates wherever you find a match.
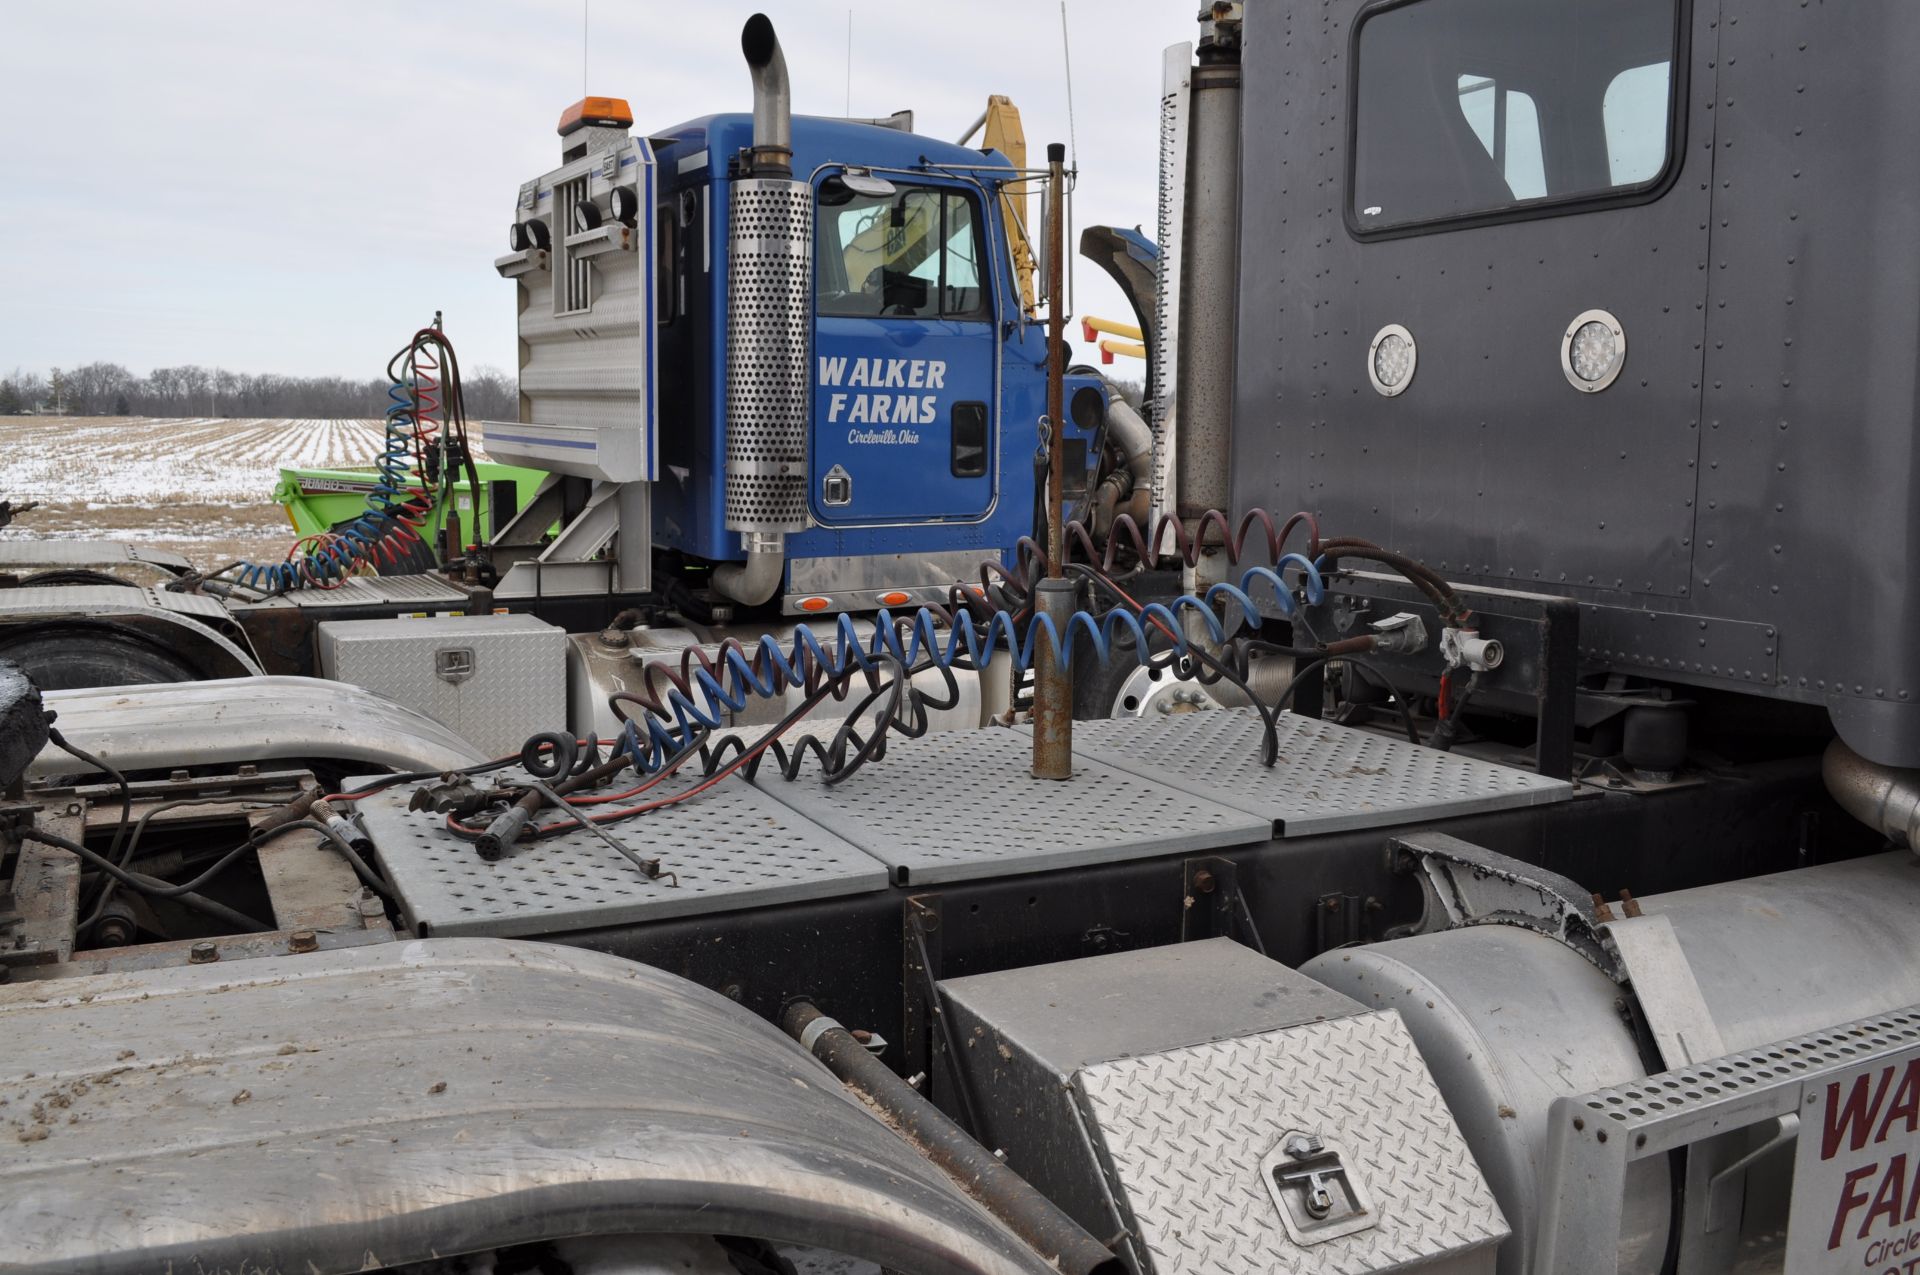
[558,96,634,137]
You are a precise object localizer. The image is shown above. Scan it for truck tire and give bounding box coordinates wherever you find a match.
[1071,626,1144,719]
[0,621,200,691]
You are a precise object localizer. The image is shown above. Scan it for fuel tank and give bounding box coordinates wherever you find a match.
[1303,852,1920,1274]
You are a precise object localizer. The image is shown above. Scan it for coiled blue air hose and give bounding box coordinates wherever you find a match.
[236,378,429,591]
[612,556,1325,773]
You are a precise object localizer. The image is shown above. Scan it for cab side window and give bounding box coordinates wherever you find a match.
[1351,0,1681,233]
[817,182,990,320]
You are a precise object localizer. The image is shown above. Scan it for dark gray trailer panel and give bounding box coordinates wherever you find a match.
[1232,0,1920,766]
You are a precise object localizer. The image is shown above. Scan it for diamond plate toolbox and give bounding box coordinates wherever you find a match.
[315,614,564,757]
[1076,1010,1508,1275]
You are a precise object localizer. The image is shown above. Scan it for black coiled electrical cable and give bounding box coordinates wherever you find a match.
[520,731,601,780]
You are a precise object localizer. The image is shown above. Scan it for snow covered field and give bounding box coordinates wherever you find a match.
[0,417,390,567]
[1,417,387,504]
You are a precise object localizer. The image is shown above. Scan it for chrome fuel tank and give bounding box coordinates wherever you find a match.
[1303,852,1920,1274]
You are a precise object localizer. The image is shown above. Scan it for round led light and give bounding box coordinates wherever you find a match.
[608,186,638,227]
[572,199,603,233]
[1374,334,1413,385]
[1562,309,1626,392]
[1367,324,1417,397]
[509,221,531,252]
[1569,322,1616,379]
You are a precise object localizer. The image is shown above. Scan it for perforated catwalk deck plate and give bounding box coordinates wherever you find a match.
[262,575,470,608]
[1053,707,1571,836]
[1075,1011,1507,1273]
[748,727,1269,885]
[353,767,888,937]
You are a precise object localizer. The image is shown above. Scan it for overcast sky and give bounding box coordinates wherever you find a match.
[0,0,1192,383]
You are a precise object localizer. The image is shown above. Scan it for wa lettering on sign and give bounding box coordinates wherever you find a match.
[1821,1058,1920,1251]
[1781,1052,1920,1267]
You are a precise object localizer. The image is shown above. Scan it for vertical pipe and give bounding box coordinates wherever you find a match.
[1045,142,1067,578]
[716,13,807,606]
[740,13,792,172]
[1030,577,1075,780]
[1032,143,1074,781]
[1173,36,1241,521]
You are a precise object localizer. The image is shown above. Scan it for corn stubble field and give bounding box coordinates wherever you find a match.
[0,417,390,569]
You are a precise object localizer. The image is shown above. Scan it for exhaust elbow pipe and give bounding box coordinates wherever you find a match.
[742,13,792,172]
[712,530,786,607]
[1107,397,1156,516]
[1091,396,1156,533]
[1825,738,1920,850]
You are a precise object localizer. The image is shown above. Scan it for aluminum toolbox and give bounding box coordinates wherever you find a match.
[315,613,564,757]
[942,939,1508,1274]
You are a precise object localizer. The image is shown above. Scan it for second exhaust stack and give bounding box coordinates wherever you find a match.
[741,12,792,175]
[1173,4,1242,521]
[717,13,811,605]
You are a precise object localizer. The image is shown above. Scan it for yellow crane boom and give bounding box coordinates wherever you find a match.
[961,96,1039,317]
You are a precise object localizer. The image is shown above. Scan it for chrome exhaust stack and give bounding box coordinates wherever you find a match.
[716,13,810,606]
[741,12,792,175]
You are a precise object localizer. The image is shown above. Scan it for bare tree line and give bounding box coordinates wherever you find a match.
[2,360,1140,425]
[0,362,517,422]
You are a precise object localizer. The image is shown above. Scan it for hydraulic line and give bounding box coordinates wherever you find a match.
[19,825,271,932]
[603,557,1324,777]
[233,326,475,592]
[783,1001,1124,1275]
[415,515,1455,854]
[448,684,842,852]
[1427,669,1481,752]
[441,650,958,857]
[237,374,430,591]
[1007,507,1469,626]
[77,795,291,936]
[44,723,132,873]
[1013,507,1324,585]
[694,656,961,784]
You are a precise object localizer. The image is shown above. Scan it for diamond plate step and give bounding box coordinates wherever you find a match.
[354,767,888,937]
[1055,707,1572,836]
[749,726,1270,885]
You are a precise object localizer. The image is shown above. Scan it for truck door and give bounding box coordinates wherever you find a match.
[1241,0,1711,602]
[810,177,996,525]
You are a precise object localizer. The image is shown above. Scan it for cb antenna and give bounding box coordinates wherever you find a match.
[1059,0,1078,313]
[1059,0,1079,170]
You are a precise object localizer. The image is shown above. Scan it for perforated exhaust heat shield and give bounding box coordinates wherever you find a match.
[725,178,812,532]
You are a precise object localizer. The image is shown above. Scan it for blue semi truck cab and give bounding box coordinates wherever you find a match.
[482,16,1109,618]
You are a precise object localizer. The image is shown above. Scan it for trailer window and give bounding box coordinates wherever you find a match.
[1350,0,1682,234]
[1605,62,1673,185]
[817,182,990,320]
[1456,76,1546,200]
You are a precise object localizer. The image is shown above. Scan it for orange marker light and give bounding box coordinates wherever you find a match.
[558,96,634,137]
[879,591,911,607]
[798,596,831,613]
